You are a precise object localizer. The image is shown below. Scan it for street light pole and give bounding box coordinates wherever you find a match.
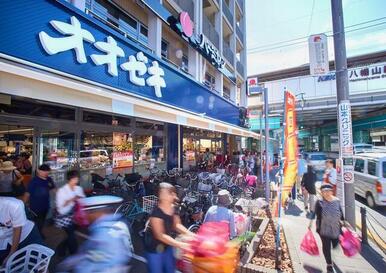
[331,0,355,226]
[264,88,270,203]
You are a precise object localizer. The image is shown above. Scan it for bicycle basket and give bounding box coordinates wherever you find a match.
[142,195,158,213]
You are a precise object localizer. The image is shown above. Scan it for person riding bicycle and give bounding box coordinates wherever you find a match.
[203,190,236,239]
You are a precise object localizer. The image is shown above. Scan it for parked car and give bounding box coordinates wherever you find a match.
[304,152,327,171]
[353,143,373,154]
[353,153,386,208]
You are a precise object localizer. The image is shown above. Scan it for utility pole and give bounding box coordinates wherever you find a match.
[331,0,355,226]
[264,88,270,202]
[260,111,264,188]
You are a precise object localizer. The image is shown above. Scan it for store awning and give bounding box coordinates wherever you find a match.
[0,57,262,140]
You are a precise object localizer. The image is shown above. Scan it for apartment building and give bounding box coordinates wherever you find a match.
[0,0,254,185]
[81,0,247,105]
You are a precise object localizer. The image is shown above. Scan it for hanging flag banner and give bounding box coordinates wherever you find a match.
[282,91,299,203]
[309,34,329,76]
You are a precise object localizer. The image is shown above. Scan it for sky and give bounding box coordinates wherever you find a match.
[246,0,386,75]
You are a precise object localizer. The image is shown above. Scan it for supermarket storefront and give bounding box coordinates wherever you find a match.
[0,0,257,186]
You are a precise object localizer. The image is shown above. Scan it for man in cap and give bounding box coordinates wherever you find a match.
[57,195,132,273]
[26,164,56,235]
[203,189,236,239]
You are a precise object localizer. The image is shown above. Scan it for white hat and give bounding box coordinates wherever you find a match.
[217,189,232,207]
[80,195,123,211]
[0,161,17,171]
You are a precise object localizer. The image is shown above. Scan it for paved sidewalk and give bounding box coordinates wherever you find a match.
[282,199,386,273]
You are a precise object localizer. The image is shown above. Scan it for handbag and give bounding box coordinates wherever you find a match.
[54,208,74,228]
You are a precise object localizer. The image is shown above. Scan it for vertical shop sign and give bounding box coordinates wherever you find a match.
[309,34,329,76]
[282,91,299,202]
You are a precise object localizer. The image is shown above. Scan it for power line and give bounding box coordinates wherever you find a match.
[307,0,316,36]
[248,21,386,53]
[248,16,386,52]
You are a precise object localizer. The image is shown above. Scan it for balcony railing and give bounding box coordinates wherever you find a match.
[222,0,234,25]
[236,0,244,11]
[236,60,244,76]
[175,0,194,19]
[236,24,244,42]
[222,41,234,65]
[203,14,220,49]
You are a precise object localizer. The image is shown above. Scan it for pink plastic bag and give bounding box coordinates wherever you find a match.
[191,222,230,257]
[246,175,257,187]
[73,201,89,227]
[300,230,320,256]
[340,227,361,257]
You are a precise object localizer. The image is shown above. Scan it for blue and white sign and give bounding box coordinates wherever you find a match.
[0,0,240,126]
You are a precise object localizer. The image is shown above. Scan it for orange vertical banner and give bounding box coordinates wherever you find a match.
[282,91,299,203]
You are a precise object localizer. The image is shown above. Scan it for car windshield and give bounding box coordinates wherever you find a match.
[310,154,326,161]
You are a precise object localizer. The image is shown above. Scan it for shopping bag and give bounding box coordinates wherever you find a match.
[191,222,230,257]
[340,227,361,257]
[300,230,319,256]
[73,201,89,227]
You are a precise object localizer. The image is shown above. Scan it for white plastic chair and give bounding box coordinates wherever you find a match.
[1,244,54,273]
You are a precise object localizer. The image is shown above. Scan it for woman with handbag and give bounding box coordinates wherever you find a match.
[55,170,85,256]
[309,184,345,273]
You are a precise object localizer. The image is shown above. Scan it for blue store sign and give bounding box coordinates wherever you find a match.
[0,0,240,126]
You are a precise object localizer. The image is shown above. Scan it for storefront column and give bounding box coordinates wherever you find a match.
[167,123,180,170]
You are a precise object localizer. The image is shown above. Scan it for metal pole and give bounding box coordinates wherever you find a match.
[264,88,270,202]
[260,112,263,185]
[331,0,355,227]
[360,207,368,245]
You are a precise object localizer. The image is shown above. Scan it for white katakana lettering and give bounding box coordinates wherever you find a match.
[39,16,95,64]
[120,52,148,86]
[90,36,124,76]
[146,61,166,98]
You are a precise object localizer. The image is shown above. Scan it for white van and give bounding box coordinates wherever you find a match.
[353,153,386,208]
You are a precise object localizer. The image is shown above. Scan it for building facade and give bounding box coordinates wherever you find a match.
[247,51,386,151]
[0,0,251,187]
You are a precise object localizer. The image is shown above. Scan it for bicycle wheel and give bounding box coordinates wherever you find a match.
[188,224,201,233]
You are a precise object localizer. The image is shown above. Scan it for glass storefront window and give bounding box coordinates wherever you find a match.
[80,131,113,171]
[134,135,164,164]
[182,127,225,170]
[39,130,77,187]
[0,125,34,175]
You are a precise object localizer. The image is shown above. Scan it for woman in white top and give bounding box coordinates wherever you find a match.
[55,170,85,256]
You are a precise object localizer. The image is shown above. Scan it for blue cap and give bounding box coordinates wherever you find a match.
[80,195,123,210]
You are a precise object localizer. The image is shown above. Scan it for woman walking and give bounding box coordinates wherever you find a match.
[309,184,345,273]
[144,183,192,273]
[301,164,317,213]
[55,170,85,256]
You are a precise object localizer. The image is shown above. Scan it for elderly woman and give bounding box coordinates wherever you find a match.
[144,183,192,273]
[55,170,85,256]
[203,189,236,239]
[0,161,25,200]
[309,184,345,273]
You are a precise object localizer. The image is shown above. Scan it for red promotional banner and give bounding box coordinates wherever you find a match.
[282,91,299,203]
